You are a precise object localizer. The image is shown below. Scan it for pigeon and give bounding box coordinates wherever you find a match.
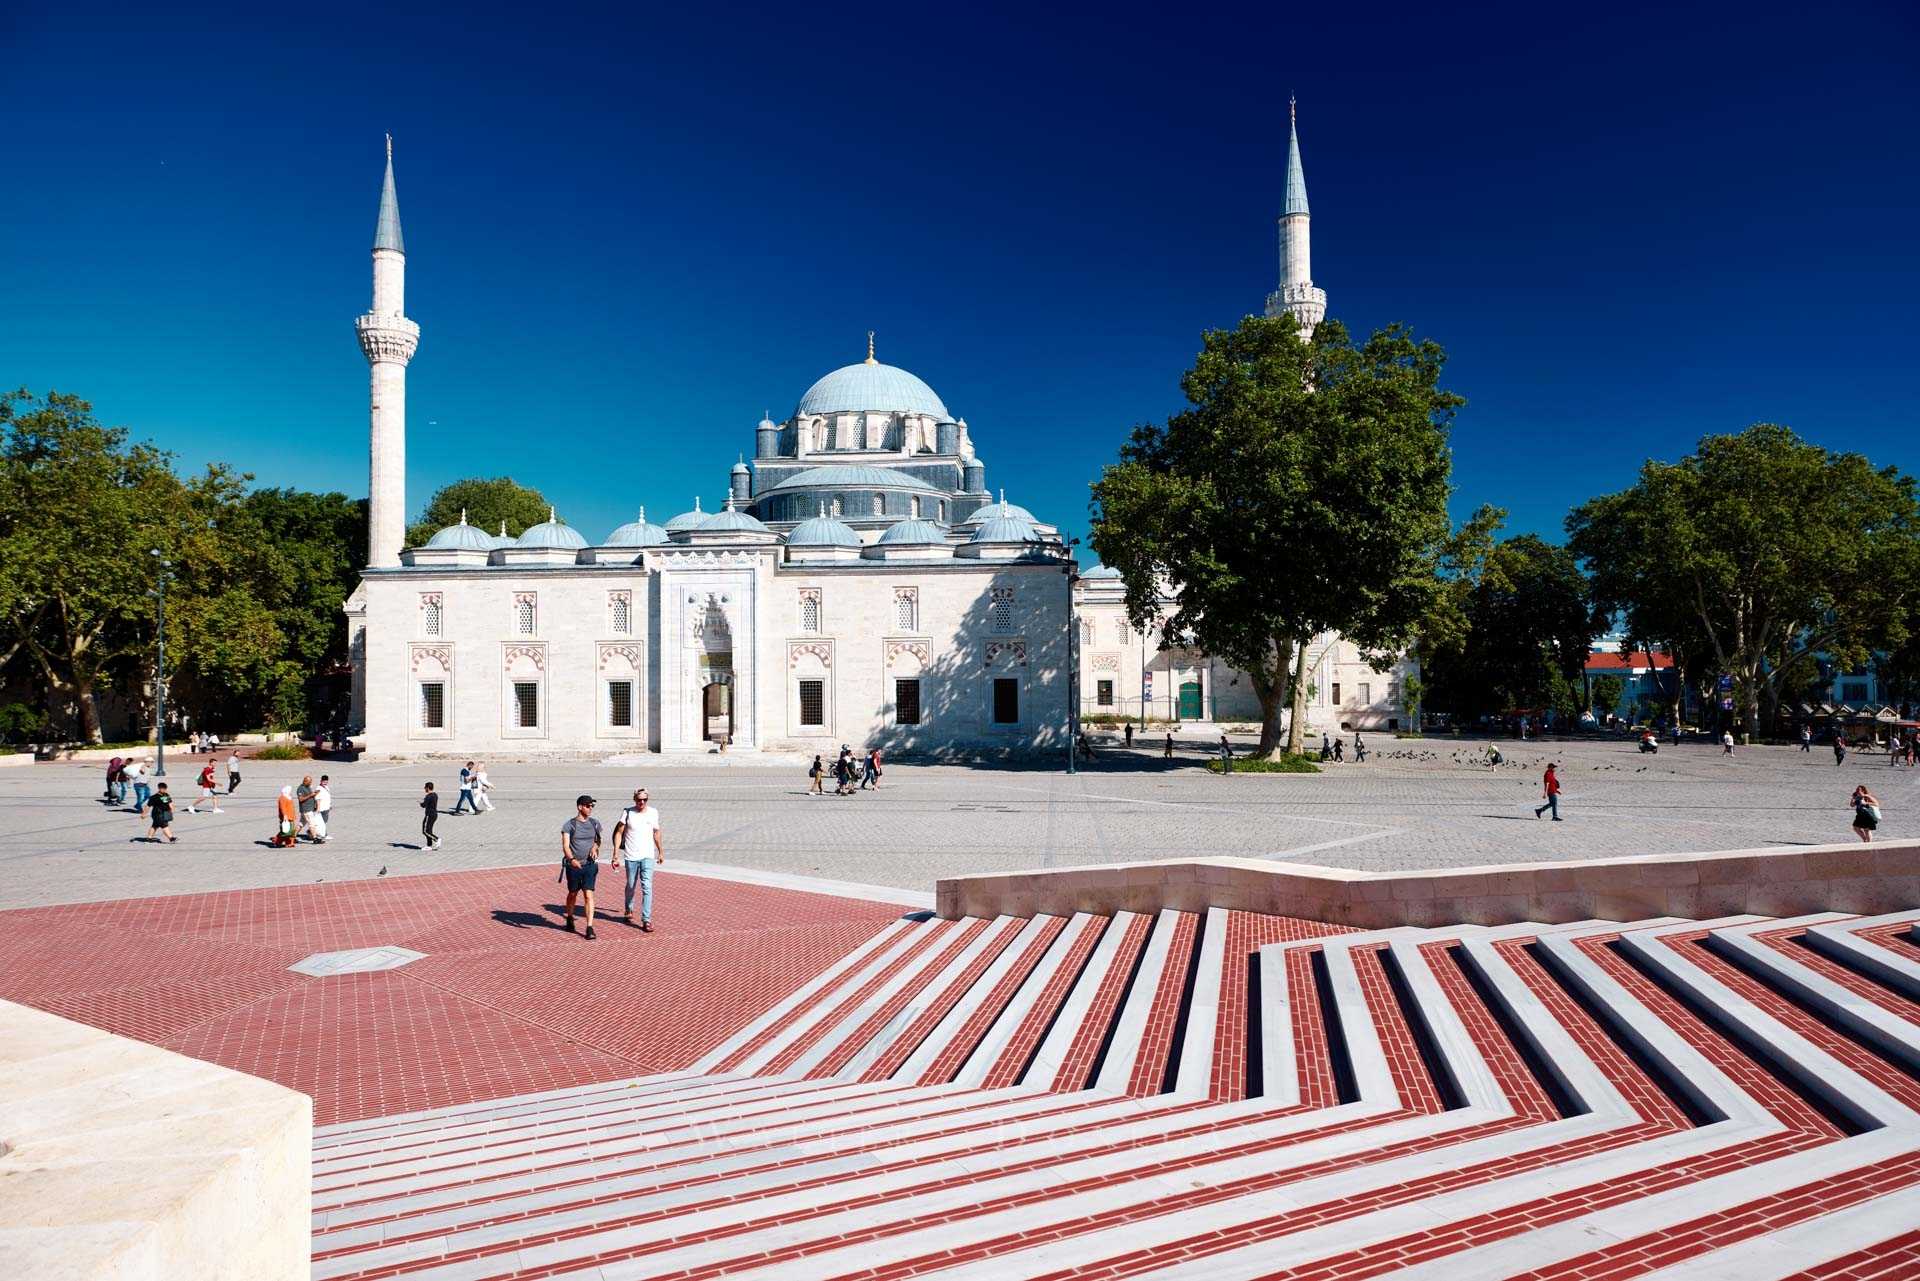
[378,866,388,877]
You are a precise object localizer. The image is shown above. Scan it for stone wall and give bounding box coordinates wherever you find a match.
[0,999,311,1280]
[936,840,1920,928]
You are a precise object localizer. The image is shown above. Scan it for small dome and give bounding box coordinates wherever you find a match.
[764,465,941,494]
[757,413,779,430]
[663,499,709,532]
[787,509,862,548]
[962,492,1038,526]
[424,512,494,551]
[969,514,1041,544]
[876,518,948,547]
[731,458,750,475]
[604,507,670,547]
[695,506,772,534]
[795,357,949,419]
[515,508,588,550]
[1081,563,1123,580]
[489,522,514,549]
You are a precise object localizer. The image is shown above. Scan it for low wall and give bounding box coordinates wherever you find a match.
[0,752,31,769]
[935,839,1919,928]
[0,1000,311,1280]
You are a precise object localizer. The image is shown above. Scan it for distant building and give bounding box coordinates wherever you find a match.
[1583,651,1677,720]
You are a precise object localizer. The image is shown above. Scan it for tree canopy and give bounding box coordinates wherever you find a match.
[406,476,550,549]
[1420,531,1596,721]
[1090,313,1459,753]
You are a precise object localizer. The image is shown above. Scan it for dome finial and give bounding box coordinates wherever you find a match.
[819,500,828,518]
[865,330,876,365]
[998,487,1006,505]
[498,519,507,536]
[694,496,703,513]
[548,505,557,524]
[636,506,645,523]
[458,508,467,525]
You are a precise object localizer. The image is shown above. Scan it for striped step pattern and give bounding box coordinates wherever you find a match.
[307,906,1920,1280]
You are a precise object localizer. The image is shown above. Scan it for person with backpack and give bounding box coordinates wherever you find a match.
[807,754,824,796]
[1851,784,1883,842]
[188,761,223,814]
[559,794,602,938]
[611,787,664,931]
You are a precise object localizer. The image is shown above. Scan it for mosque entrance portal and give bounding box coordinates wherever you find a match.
[702,669,733,745]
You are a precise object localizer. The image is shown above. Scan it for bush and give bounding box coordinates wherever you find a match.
[1206,753,1322,774]
[251,742,311,761]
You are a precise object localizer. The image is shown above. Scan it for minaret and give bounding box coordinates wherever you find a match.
[355,135,420,568]
[1264,97,1327,335]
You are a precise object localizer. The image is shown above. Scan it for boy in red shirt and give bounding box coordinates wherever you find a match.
[1534,763,1563,821]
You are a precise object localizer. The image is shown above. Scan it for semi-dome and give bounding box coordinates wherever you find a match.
[603,507,670,547]
[695,506,772,534]
[663,498,710,531]
[795,359,950,419]
[968,514,1041,544]
[515,508,588,550]
[424,511,494,551]
[764,464,942,493]
[787,508,862,548]
[962,492,1037,526]
[875,518,949,547]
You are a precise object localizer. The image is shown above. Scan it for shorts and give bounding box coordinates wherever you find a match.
[565,859,600,892]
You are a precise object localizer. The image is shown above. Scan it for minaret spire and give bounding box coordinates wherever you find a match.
[1265,98,1326,335]
[356,137,420,568]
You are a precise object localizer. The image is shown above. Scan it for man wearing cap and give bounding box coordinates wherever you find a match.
[559,794,603,939]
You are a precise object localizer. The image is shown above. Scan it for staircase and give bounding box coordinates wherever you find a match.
[307,907,1920,1280]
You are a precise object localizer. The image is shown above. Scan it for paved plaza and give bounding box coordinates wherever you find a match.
[4,737,1915,910]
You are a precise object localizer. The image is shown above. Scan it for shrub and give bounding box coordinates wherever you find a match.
[1206,754,1322,774]
[251,742,311,761]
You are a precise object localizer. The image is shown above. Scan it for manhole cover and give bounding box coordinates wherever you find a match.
[290,946,427,977]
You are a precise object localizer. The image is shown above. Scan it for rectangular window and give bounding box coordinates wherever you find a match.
[515,597,536,635]
[799,679,825,727]
[1116,618,1129,644]
[895,590,917,632]
[610,593,631,635]
[872,494,884,516]
[993,678,1019,724]
[800,591,821,633]
[1097,679,1114,707]
[607,680,634,728]
[895,678,921,725]
[989,588,1014,634]
[1331,681,1342,706]
[422,596,442,637]
[1358,682,1371,705]
[419,682,445,729]
[513,681,540,728]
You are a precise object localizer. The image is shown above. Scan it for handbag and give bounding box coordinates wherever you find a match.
[1859,802,1883,823]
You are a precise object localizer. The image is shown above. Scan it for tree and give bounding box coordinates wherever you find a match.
[0,390,203,741]
[1568,424,1920,741]
[1420,533,1595,721]
[1090,314,1460,755]
[406,477,549,549]
[1590,674,1625,719]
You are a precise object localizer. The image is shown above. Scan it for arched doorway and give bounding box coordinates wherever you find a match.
[702,674,733,744]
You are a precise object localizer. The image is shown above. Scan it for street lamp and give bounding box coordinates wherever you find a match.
[1064,538,1081,776]
[148,549,171,779]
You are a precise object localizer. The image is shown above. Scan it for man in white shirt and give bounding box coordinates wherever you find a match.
[312,775,332,843]
[611,787,665,932]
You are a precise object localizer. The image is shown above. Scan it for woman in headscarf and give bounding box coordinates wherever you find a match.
[275,786,298,847]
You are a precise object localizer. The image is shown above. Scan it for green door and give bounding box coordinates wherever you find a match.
[1179,680,1203,720]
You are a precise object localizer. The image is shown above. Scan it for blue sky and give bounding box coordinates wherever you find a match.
[5,1,1916,550]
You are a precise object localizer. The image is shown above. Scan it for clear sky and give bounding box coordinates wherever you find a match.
[5,1,1916,550]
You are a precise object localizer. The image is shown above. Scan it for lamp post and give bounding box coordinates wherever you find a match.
[1064,539,1081,776]
[149,550,171,779]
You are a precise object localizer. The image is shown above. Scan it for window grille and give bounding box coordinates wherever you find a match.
[1097,680,1114,707]
[607,681,634,728]
[515,598,536,635]
[610,593,631,634]
[799,679,825,727]
[895,679,921,725]
[419,682,445,728]
[513,681,540,728]
[894,590,916,632]
[989,587,1014,634]
[800,591,821,633]
[422,596,442,636]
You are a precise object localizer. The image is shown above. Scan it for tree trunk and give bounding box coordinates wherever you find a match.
[1256,683,1284,756]
[1286,636,1310,755]
[1252,635,1294,757]
[75,674,102,744]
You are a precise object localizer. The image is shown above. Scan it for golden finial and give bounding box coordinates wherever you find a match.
[386,132,393,162]
[865,331,876,365]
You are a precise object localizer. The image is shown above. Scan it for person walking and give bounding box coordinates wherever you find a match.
[860,747,881,790]
[559,795,602,938]
[1801,725,1813,753]
[104,756,124,804]
[1163,732,1174,759]
[1891,733,1905,769]
[1850,784,1882,842]
[275,786,298,846]
[1124,723,1134,748]
[1834,734,1848,767]
[808,754,824,796]
[1721,730,1735,757]
[612,787,664,931]
[1218,732,1233,773]
[472,762,495,812]
[451,761,478,815]
[188,761,223,814]
[145,783,177,843]
[1354,733,1368,763]
[419,782,441,850]
[311,775,332,843]
[1321,733,1333,761]
[128,759,150,812]
[226,749,242,794]
[1534,762,1564,821]
[1333,738,1345,763]
[296,775,318,839]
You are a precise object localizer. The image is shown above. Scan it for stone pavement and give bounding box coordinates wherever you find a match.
[5,738,1915,910]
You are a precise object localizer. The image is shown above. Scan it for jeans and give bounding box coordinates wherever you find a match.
[132,782,150,810]
[451,786,476,814]
[1536,793,1560,819]
[623,857,655,921]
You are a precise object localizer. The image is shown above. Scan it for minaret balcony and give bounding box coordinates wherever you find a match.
[1264,283,1326,328]
[356,313,420,364]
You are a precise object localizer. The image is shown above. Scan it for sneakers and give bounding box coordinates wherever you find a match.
[584,926,597,940]
[641,921,653,933]
[564,917,576,933]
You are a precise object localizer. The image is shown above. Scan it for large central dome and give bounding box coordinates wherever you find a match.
[795,360,950,419]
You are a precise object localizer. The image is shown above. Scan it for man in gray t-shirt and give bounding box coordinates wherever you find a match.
[559,795,602,939]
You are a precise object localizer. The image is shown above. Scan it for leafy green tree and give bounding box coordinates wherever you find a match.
[1421,533,1595,720]
[406,477,549,549]
[1569,424,1920,741]
[1090,314,1460,755]
[1590,674,1625,719]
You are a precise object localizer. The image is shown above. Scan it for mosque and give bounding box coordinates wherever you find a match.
[344,109,1413,756]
